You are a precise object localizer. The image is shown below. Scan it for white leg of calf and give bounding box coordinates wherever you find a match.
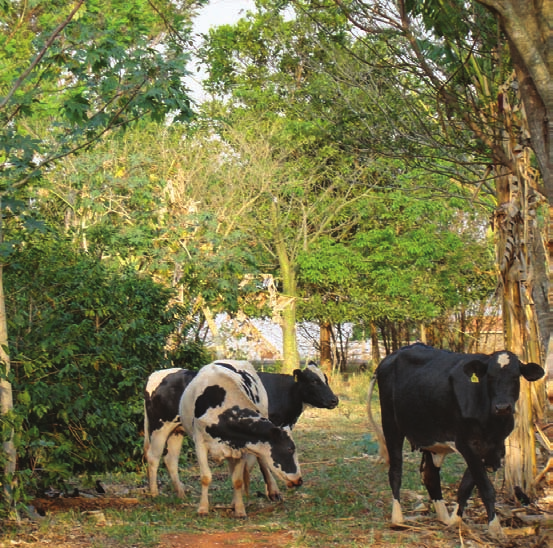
[195,440,211,516]
[229,458,247,518]
[145,431,167,497]
[164,433,185,497]
[198,477,211,516]
[433,500,450,525]
[488,515,505,538]
[391,498,404,525]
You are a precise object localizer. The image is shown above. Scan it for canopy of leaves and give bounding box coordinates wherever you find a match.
[297,174,496,325]
[0,0,205,190]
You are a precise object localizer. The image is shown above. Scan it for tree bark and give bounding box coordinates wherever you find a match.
[493,159,545,494]
[0,203,16,505]
[319,321,332,374]
[272,202,299,373]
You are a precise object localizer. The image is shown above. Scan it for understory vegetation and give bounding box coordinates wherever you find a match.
[0,373,549,548]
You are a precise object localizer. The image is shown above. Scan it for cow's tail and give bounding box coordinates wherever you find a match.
[367,374,389,464]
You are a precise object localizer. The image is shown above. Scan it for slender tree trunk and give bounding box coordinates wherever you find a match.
[0,202,16,506]
[319,321,332,374]
[279,263,299,374]
[370,321,381,365]
[273,236,299,374]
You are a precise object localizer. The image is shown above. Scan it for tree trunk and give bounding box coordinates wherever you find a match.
[0,204,16,506]
[274,236,299,374]
[279,270,299,374]
[370,321,381,365]
[493,159,545,495]
[319,321,332,374]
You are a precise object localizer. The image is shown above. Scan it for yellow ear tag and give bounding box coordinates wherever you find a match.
[471,373,479,383]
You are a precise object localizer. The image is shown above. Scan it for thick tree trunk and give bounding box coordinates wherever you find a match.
[494,159,545,494]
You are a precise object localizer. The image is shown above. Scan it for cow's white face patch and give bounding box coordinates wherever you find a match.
[497,353,510,368]
[307,363,326,382]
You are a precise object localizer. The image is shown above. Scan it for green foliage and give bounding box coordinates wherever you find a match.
[0,0,204,190]
[2,232,194,490]
[297,180,496,325]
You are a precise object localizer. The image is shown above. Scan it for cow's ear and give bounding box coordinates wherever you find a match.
[453,360,488,421]
[293,369,302,382]
[463,359,488,382]
[520,362,545,382]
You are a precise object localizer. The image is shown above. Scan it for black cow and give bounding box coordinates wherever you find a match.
[144,361,338,498]
[368,343,544,538]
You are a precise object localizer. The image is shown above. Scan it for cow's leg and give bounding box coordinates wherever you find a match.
[384,432,404,525]
[420,451,449,525]
[145,428,171,497]
[163,431,185,498]
[450,466,474,527]
[227,457,248,518]
[456,445,504,538]
[254,455,281,501]
[193,437,212,516]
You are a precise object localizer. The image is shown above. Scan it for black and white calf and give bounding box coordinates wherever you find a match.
[368,343,544,538]
[179,360,302,517]
[143,361,338,498]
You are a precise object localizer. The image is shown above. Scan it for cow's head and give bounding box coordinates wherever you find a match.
[293,362,339,409]
[456,351,544,421]
[206,406,303,488]
[266,426,303,488]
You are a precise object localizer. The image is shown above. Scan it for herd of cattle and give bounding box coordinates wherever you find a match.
[143,343,545,538]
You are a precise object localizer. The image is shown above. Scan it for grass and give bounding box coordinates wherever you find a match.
[0,371,540,548]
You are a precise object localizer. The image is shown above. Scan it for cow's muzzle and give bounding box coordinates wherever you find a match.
[287,477,303,488]
[494,403,513,416]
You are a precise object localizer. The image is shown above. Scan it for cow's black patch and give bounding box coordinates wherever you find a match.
[145,369,196,434]
[268,428,298,474]
[215,362,260,404]
[194,385,226,418]
[205,406,262,449]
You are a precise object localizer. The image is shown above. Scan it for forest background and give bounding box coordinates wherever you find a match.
[0,0,550,514]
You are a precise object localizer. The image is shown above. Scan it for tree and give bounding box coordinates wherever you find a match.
[297,178,496,366]
[321,0,547,494]
[476,0,553,197]
[0,0,205,506]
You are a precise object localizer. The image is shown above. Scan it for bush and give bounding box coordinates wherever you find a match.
[3,233,194,491]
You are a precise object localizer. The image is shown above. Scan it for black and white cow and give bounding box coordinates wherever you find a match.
[179,359,303,517]
[144,361,338,498]
[368,343,544,538]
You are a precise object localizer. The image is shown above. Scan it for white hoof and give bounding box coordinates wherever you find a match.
[391,498,404,525]
[488,515,505,538]
[433,500,450,525]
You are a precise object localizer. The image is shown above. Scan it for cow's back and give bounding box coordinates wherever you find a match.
[180,360,269,435]
[377,344,468,447]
